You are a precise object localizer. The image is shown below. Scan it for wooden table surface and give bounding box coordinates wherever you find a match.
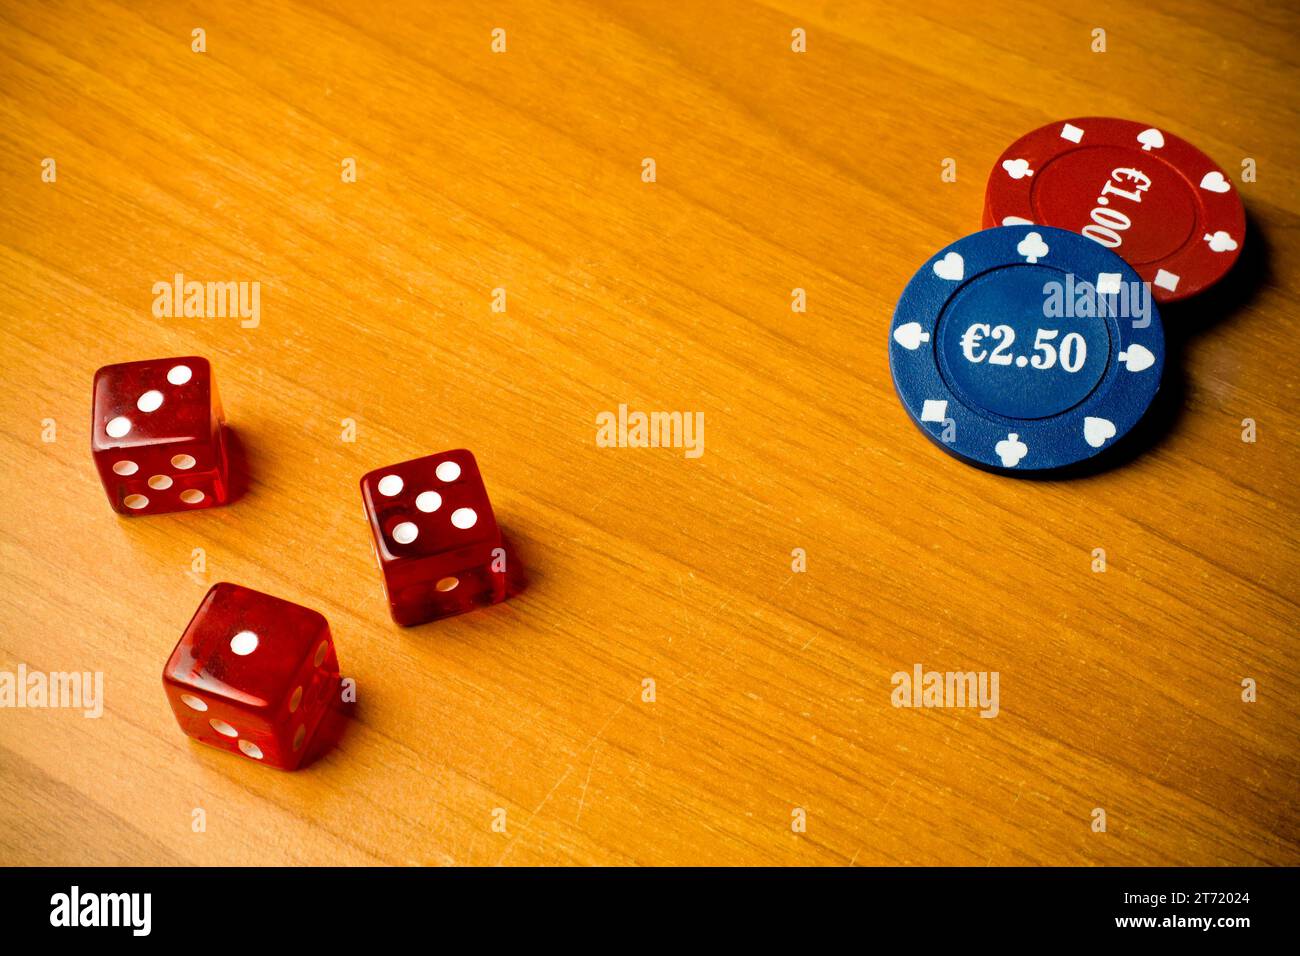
[1,0,1296,867]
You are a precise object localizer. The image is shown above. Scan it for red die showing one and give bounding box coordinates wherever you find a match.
[360,450,507,626]
[163,583,341,770]
[91,356,231,515]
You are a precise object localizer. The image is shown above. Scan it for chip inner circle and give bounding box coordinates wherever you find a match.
[936,264,1113,421]
[1031,145,1199,266]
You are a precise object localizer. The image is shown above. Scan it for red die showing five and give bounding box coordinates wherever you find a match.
[91,356,231,515]
[360,450,507,626]
[163,583,341,770]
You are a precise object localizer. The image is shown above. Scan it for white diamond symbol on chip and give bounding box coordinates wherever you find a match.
[1096,272,1122,295]
[1153,269,1180,292]
[921,400,948,423]
[1059,123,1085,144]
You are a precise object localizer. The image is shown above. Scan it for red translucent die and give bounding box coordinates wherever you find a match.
[91,356,230,515]
[360,449,507,625]
[163,583,341,770]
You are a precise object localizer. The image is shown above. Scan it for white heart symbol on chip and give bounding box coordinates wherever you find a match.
[893,322,930,351]
[1001,158,1033,180]
[1083,417,1117,448]
[1199,171,1231,193]
[933,252,964,281]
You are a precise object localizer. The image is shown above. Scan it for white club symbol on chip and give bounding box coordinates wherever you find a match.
[1204,231,1238,253]
[932,252,964,281]
[1001,158,1034,180]
[920,400,948,423]
[893,322,931,351]
[1017,232,1049,263]
[995,433,1029,468]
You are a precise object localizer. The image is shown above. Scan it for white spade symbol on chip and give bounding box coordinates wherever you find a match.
[1204,230,1239,253]
[1084,417,1117,448]
[1199,171,1231,193]
[893,322,931,351]
[995,433,1029,468]
[1118,344,1156,373]
[1017,232,1049,263]
[1001,158,1034,180]
[933,252,964,281]
[1137,128,1165,151]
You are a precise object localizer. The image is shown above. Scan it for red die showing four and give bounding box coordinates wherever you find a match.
[91,356,231,515]
[360,450,507,626]
[163,583,341,770]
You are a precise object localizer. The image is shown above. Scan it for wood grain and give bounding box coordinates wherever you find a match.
[0,0,1296,866]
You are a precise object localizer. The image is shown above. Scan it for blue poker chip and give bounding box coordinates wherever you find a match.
[889,225,1165,472]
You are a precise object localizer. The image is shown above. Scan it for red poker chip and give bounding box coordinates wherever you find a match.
[984,117,1245,303]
